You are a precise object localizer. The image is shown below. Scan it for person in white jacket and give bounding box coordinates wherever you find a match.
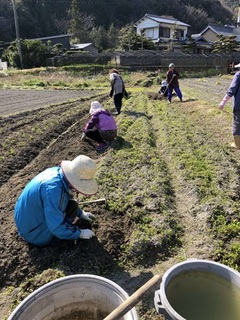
[109,68,127,115]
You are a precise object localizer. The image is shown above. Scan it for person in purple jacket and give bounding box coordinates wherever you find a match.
[82,101,118,151]
[166,63,183,103]
[219,65,240,149]
[14,155,98,246]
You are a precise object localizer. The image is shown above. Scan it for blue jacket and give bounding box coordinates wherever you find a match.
[14,166,81,246]
[227,71,240,111]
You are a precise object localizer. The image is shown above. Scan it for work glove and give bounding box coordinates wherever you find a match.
[79,229,95,239]
[81,210,96,222]
[219,94,231,110]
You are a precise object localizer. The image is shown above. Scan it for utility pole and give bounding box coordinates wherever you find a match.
[11,0,23,69]
[238,0,240,27]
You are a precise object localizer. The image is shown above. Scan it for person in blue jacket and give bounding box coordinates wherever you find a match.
[219,64,240,149]
[14,155,98,246]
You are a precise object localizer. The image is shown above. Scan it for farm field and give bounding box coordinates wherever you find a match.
[0,89,94,115]
[0,70,239,319]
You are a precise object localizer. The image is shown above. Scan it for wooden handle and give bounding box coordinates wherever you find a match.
[78,198,106,205]
[103,274,162,320]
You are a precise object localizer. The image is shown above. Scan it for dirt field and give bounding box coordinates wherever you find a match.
[0,75,239,319]
[0,89,93,115]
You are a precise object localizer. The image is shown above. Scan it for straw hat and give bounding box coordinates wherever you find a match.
[61,155,98,195]
[89,101,103,115]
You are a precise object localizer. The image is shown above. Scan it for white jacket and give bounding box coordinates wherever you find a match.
[110,72,124,95]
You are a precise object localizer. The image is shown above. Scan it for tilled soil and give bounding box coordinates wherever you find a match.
[0,90,127,318]
[0,89,92,115]
[1,87,165,319]
[0,76,238,319]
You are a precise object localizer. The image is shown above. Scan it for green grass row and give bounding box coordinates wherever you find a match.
[147,94,240,271]
[96,93,183,268]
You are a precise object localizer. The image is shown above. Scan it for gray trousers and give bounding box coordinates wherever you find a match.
[232,110,240,135]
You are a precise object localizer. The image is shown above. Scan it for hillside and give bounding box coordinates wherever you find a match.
[0,69,239,319]
[0,0,236,42]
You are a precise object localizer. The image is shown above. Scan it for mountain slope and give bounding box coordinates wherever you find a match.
[0,0,235,42]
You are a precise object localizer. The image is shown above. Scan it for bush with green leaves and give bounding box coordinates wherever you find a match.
[3,39,49,68]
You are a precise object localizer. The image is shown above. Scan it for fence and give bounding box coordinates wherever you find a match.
[112,51,240,73]
[46,50,240,74]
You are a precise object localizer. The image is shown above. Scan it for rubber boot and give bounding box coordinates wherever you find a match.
[231,135,240,149]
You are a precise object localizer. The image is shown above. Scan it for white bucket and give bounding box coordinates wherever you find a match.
[154,259,240,320]
[8,274,138,320]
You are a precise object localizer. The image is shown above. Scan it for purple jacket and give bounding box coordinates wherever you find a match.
[85,110,117,131]
[166,69,180,88]
[227,71,240,111]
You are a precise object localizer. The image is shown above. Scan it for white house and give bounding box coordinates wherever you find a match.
[134,13,190,51]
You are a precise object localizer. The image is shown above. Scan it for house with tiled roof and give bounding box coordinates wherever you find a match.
[134,14,190,52]
[191,6,240,54]
[191,24,240,53]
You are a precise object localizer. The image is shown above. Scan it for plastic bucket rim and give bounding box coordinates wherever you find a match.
[159,259,240,320]
[8,274,138,320]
